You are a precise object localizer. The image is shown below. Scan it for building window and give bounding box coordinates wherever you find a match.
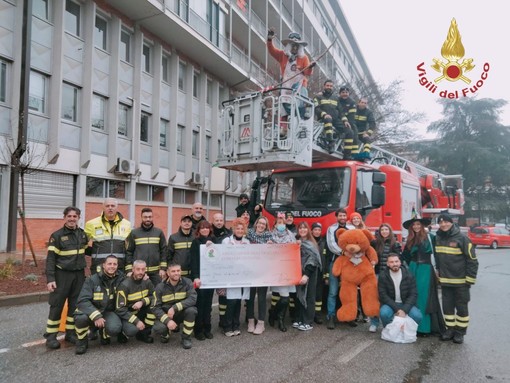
[172,188,196,205]
[28,71,47,114]
[178,0,189,22]
[140,112,150,143]
[206,79,213,105]
[162,54,170,83]
[33,0,49,21]
[136,184,166,202]
[192,129,199,157]
[61,83,79,122]
[0,60,6,103]
[202,192,222,208]
[178,61,186,91]
[193,71,199,98]
[94,15,107,51]
[118,103,129,136]
[86,177,126,199]
[92,94,106,130]
[160,119,168,148]
[207,0,219,46]
[177,124,185,153]
[210,194,222,207]
[142,43,151,73]
[205,135,211,161]
[65,0,80,36]
[120,29,131,63]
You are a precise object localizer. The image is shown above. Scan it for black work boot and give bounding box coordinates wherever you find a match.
[277,298,289,332]
[75,338,88,355]
[99,329,110,345]
[441,328,455,341]
[181,336,192,349]
[65,330,77,344]
[45,333,60,350]
[268,306,277,327]
[117,332,129,344]
[160,333,170,344]
[136,329,154,344]
[453,331,464,344]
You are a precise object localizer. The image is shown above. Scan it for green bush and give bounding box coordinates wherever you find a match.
[0,264,14,280]
[24,274,38,282]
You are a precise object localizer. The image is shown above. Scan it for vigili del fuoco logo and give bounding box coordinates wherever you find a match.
[416,18,490,99]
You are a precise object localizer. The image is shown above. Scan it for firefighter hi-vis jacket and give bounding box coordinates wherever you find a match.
[115,276,155,325]
[45,225,88,282]
[75,271,125,321]
[167,229,194,276]
[85,213,131,266]
[125,225,167,273]
[313,92,341,123]
[433,225,478,286]
[354,107,376,136]
[152,277,197,325]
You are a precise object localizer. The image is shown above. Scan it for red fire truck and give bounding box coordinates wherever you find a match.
[218,90,464,237]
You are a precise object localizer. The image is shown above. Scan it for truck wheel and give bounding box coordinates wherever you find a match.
[490,241,498,249]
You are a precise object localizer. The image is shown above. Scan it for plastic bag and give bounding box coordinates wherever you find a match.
[381,315,418,343]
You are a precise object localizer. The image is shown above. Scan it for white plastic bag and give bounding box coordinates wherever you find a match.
[381,315,418,343]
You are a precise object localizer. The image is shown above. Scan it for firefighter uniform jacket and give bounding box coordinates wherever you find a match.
[338,97,357,127]
[152,277,197,325]
[115,276,155,325]
[85,213,131,269]
[125,224,167,274]
[433,225,478,287]
[46,225,88,283]
[167,229,194,276]
[313,92,341,124]
[75,271,125,322]
[354,107,376,136]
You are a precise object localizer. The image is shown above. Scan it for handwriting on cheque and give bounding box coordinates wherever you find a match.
[199,243,302,288]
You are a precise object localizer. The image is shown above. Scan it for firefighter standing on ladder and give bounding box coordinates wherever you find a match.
[354,97,376,159]
[314,80,354,158]
[338,85,359,159]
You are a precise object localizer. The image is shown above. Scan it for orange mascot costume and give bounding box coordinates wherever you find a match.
[332,229,379,322]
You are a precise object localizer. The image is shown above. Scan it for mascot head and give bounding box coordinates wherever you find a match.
[336,229,375,264]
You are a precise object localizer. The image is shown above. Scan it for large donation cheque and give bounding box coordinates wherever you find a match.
[199,243,301,288]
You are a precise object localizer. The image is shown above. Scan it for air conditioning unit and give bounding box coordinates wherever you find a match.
[190,172,202,185]
[116,158,136,175]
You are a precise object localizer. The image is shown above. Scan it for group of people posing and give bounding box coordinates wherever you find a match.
[44,196,478,356]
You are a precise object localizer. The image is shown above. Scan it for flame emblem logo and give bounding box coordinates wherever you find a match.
[431,19,475,84]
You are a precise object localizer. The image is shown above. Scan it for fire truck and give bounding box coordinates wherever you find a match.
[217,89,464,237]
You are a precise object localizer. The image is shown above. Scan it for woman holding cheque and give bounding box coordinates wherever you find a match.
[246,216,275,335]
[294,222,322,331]
[268,213,297,332]
[221,218,251,337]
[190,221,217,341]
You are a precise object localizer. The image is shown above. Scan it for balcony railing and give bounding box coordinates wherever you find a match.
[164,0,276,87]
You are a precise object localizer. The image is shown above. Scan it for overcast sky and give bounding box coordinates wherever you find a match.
[339,0,509,138]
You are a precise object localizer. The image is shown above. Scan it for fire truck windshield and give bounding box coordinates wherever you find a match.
[266,167,351,210]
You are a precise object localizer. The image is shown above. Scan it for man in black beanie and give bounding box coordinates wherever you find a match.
[433,212,478,344]
[235,193,261,227]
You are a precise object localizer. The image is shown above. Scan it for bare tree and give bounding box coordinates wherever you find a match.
[1,137,48,266]
[348,79,426,144]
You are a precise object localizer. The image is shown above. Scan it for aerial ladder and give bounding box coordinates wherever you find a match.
[217,89,464,217]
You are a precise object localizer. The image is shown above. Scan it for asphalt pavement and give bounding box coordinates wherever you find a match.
[0,248,509,383]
